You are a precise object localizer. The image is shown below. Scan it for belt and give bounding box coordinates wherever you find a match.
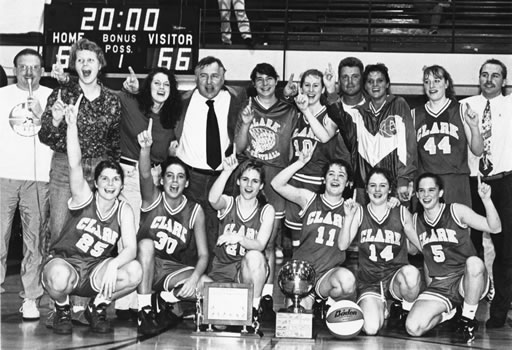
[187,165,222,176]
[120,156,160,168]
[483,170,512,182]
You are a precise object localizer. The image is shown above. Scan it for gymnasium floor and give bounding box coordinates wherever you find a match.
[1,257,511,350]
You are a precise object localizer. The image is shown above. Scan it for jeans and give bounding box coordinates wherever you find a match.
[0,178,49,299]
[218,0,252,43]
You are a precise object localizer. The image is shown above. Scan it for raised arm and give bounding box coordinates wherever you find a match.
[295,92,334,143]
[65,94,91,206]
[338,193,360,251]
[461,102,484,156]
[208,155,239,211]
[137,119,160,206]
[234,98,254,153]
[455,174,501,233]
[271,147,315,209]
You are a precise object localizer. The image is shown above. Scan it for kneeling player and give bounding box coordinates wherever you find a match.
[272,149,356,312]
[205,156,275,324]
[135,128,209,335]
[406,173,500,343]
[42,96,142,334]
[341,168,422,335]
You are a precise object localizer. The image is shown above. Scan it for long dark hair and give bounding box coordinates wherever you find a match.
[136,67,182,129]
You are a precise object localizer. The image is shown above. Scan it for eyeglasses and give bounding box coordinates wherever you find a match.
[17,65,41,72]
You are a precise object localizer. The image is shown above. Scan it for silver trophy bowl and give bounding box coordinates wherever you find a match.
[278,259,316,313]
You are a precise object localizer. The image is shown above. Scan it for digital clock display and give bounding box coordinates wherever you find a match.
[43,3,199,74]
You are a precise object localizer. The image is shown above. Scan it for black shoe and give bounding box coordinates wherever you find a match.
[137,306,162,335]
[454,316,478,343]
[243,37,255,49]
[313,299,329,321]
[486,317,505,329]
[84,301,112,333]
[155,293,181,329]
[53,303,72,334]
[387,302,408,329]
[116,308,138,321]
[258,295,276,324]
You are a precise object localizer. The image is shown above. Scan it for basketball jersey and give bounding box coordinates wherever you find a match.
[413,99,470,175]
[139,193,200,263]
[414,203,477,277]
[293,194,346,277]
[356,205,409,283]
[214,196,272,264]
[50,193,124,259]
[291,106,349,187]
[243,97,298,168]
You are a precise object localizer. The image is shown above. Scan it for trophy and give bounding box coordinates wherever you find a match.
[275,260,316,339]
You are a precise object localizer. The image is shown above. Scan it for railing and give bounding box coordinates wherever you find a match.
[200,0,512,54]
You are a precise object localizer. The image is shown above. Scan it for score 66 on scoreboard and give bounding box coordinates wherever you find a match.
[43,3,199,74]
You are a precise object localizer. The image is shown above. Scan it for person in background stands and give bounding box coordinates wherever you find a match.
[0,48,53,320]
[218,0,254,47]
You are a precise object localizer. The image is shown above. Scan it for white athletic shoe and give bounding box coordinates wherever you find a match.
[20,298,40,321]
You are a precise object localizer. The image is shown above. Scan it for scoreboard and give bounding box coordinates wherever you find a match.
[43,3,199,74]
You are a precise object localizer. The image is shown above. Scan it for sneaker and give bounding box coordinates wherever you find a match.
[53,304,72,334]
[154,293,181,329]
[20,298,40,321]
[387,301,408,329]
[313,298,329,321]
[84,301,112,333]
[137,306,162,335]
[454,316,478,343]
[46,309,55,328]
[258,295,276,323]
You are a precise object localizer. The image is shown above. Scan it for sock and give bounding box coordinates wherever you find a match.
[160,290,180,303]
[253,297,261,310]
[93,294,112,307]
[137,294,152,311]
[461,301,478,320]
[56,296,70,306]
[262,284,273,297]
[401,300,414,312]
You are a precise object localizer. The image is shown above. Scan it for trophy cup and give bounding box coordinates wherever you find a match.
[275,260,316,339]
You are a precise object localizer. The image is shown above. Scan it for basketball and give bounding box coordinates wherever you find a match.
[325,300,364,339]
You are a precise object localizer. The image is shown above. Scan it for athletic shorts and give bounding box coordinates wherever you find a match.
[417,271,490,312]
[43,255,111,297]
[356,266,402,303]
[153,257,194,291]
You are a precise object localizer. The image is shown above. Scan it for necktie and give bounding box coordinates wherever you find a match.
[479,100,493,176]
[206,99,221,170]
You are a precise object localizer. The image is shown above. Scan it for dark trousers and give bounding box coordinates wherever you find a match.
[471,174,512,323]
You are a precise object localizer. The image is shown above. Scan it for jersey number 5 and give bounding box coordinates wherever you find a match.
[430,244,446,263]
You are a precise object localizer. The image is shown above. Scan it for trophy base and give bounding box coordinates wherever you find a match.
[192,325,262,338]
[275,310,314,339]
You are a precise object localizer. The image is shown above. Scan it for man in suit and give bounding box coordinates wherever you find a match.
[173,56,246,263]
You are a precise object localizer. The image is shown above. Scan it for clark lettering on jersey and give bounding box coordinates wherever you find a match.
[416,122,460,142]
[306,211,343,227]
[419,228,459,245]
[76,218,119,245]
[222,223,257,256]
[150,216,188,243]
[360,228,402,245]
